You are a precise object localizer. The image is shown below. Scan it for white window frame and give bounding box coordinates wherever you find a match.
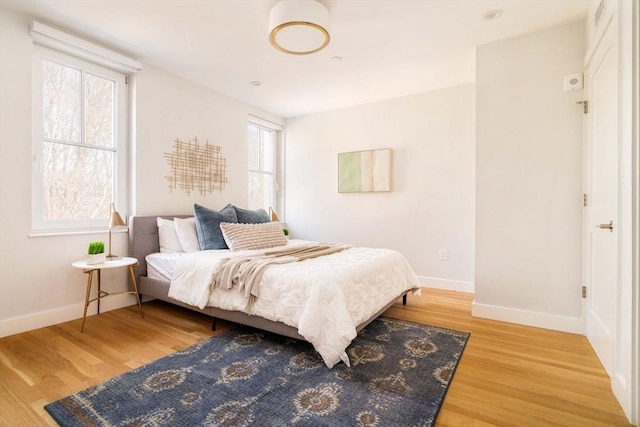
[31,45,129,232]
[248,116,284,216]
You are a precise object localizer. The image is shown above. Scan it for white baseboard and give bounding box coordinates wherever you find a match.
[0,294,137,338]
[418,276,475,293]
[471,300,583,334]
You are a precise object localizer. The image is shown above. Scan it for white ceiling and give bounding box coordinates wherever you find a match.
[1,0,592,118]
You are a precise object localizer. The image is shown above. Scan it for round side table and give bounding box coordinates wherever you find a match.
[72,256,144,332]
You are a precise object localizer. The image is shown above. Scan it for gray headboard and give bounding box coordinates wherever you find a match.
[129,215,190,279]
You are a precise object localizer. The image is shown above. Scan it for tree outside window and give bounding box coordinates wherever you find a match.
[33,47,127,231]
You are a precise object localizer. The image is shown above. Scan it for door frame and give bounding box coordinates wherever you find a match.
[630,0,639,423]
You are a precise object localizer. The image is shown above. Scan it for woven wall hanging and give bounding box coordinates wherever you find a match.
[164,137,228,196]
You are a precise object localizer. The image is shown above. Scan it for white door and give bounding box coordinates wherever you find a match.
[583,16,618,377]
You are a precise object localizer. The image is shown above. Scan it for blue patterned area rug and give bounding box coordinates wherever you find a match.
[45,316,469,426]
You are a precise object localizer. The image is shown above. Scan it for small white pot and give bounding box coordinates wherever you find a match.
[86,253,106,265]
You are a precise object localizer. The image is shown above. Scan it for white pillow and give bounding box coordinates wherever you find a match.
[157,217,183,253]
[220,221,288,251]
[174,217,200,252]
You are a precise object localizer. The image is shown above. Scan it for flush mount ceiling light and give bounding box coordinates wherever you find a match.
[269,0,330,55]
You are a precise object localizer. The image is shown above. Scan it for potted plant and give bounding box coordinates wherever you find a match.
[283,228,289,239]
[86,241,106,265]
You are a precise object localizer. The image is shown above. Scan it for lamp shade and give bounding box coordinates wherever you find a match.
[268,207,280,222]
[268,0,330,55]
[109,203,125,228]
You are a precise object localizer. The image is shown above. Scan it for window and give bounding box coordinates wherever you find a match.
[32,46,128,231]
[248,119,282,212]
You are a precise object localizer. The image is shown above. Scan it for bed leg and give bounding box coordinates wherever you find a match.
[212,317,217,331]
[402,294,407,306]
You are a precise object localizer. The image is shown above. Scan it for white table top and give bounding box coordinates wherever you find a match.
[72,256,138,270]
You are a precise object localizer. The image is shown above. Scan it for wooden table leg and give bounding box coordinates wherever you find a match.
[81,270,93,332]
[97,269,101,315]
[128,265,144,318]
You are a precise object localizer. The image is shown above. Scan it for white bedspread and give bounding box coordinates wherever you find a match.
[168,239,421,367]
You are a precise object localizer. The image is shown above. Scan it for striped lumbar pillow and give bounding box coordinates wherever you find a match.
[220,221,288,251]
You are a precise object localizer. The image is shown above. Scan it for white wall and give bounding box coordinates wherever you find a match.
[134,65,283,215]
[0,8,282,337]
[285,84,476,290]
[474,22,585,332]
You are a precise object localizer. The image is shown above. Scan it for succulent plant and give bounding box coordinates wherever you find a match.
[283,228,289,236]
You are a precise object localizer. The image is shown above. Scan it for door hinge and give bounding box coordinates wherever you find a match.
[583,194,588,206]
[125,75,128,85]
[582,286,587,298]
[577,100,588,114]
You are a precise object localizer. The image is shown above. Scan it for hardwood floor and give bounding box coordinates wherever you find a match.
[0,288,631,426]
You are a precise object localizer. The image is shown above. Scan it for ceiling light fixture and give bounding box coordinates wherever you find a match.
[269,0,330,55]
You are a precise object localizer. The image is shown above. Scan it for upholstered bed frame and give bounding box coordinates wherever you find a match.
[129,215,407,341]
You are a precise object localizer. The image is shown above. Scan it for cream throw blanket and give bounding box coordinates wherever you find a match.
[211,243,350,298]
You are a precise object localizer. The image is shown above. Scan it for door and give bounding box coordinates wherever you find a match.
[583,15,618,377]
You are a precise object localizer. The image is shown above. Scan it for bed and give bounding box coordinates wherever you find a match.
[129,214,421,367]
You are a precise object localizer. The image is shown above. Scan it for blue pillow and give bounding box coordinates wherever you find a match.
[193,203,238,250]
[232,205,270,224]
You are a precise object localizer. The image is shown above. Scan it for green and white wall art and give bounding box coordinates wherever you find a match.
[338,148,392,193]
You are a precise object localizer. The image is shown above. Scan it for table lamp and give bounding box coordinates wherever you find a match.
[107,203,126,261]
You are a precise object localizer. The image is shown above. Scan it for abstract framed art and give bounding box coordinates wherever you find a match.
[338,148,392,193]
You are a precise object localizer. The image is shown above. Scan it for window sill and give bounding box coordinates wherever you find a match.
[29,228,128,238]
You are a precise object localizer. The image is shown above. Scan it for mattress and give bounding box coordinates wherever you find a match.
[145,252,184,282]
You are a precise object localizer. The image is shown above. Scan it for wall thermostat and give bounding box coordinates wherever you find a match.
[563,73,583,91]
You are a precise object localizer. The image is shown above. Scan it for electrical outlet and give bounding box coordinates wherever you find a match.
[439,249,448,261]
